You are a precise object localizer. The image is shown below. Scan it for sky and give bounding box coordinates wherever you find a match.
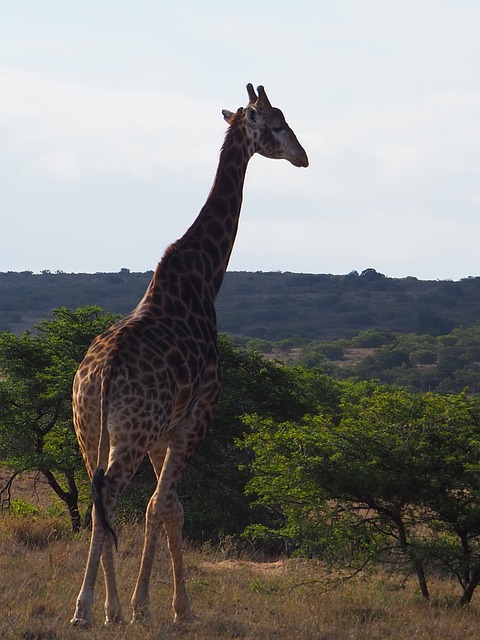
[1,1,480,281]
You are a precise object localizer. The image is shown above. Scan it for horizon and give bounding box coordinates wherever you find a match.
[1,266,477,284]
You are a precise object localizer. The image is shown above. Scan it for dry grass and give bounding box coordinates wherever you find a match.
[1,517,480,640]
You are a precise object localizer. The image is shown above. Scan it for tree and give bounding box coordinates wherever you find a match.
[242,384,480,602]
[178,335,342,542]
[0,306,120,531]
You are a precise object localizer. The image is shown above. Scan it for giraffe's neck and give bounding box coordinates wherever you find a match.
[177,112,252,293]
[148,112,253,305]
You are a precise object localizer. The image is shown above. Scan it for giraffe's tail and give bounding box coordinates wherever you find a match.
[91,467,118,550]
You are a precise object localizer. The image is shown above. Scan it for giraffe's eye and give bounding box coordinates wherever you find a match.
[272,126,284,134]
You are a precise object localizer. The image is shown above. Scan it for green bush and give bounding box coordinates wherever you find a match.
[410,349,437,365]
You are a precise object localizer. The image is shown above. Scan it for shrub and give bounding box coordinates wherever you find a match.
[410,350,437,366]
[9,515,65,549]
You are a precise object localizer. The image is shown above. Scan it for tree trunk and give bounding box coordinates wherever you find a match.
[396,513,429,600]
[413,559,430,601]
[41,470,81,533]
[460,565,480,605]
[65,495,82,533]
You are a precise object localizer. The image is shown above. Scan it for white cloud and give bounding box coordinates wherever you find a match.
[0,66,221,183]
[302,90,480,215]
[26,150,82,180]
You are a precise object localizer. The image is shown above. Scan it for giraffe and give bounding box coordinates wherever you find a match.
[70,83,308,627]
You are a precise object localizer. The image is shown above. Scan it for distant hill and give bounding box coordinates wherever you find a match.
[1,268,480,340]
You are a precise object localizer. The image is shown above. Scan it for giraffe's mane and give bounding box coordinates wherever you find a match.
[220,107,244,154]
[155,109,245,270]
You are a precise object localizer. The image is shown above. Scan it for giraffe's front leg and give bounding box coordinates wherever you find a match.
[163,498,195,623]
[131,492,160,624]
[131,440,195,625]
[101,537,125,625]
[131,496,193,624]
[71,593,94,628]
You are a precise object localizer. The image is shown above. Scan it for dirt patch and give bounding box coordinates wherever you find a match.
[200,558,305,575]
[0,469,53,509]
[336,347,377,367]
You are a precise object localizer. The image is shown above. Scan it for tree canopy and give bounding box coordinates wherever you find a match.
[0,306,120,531]
[242,385,480,603]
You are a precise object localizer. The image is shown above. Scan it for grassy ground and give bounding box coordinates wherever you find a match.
[1,515,480,640]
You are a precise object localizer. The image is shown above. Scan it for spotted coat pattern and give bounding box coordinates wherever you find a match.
[71,84,308,628]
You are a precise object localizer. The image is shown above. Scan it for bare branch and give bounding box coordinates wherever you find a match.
[0,469,26,513]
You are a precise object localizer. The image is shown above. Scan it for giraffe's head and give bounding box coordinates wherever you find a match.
[222,84,309,168]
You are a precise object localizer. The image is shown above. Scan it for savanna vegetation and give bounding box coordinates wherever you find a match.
[264,323,480,394]
[2,280,480,636]
[3,516,480,639]
[4,268,480,392]
[3,268,480,340]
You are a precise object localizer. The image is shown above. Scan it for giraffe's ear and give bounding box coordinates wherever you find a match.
[246,106,260,127]
[222,109,235,124]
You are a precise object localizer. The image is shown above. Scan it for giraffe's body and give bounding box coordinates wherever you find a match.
[71,84,308,627]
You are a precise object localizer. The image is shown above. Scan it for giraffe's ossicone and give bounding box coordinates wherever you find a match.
[71,84,308,628]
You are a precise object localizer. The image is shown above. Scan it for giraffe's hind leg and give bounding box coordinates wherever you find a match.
[71,499,107,627]
[71,454,140,626]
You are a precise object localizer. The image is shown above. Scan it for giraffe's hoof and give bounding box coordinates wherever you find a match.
[70,615,92,628]
[105,614,126,626]
[174,611,196,624]
[131,610,151,626]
